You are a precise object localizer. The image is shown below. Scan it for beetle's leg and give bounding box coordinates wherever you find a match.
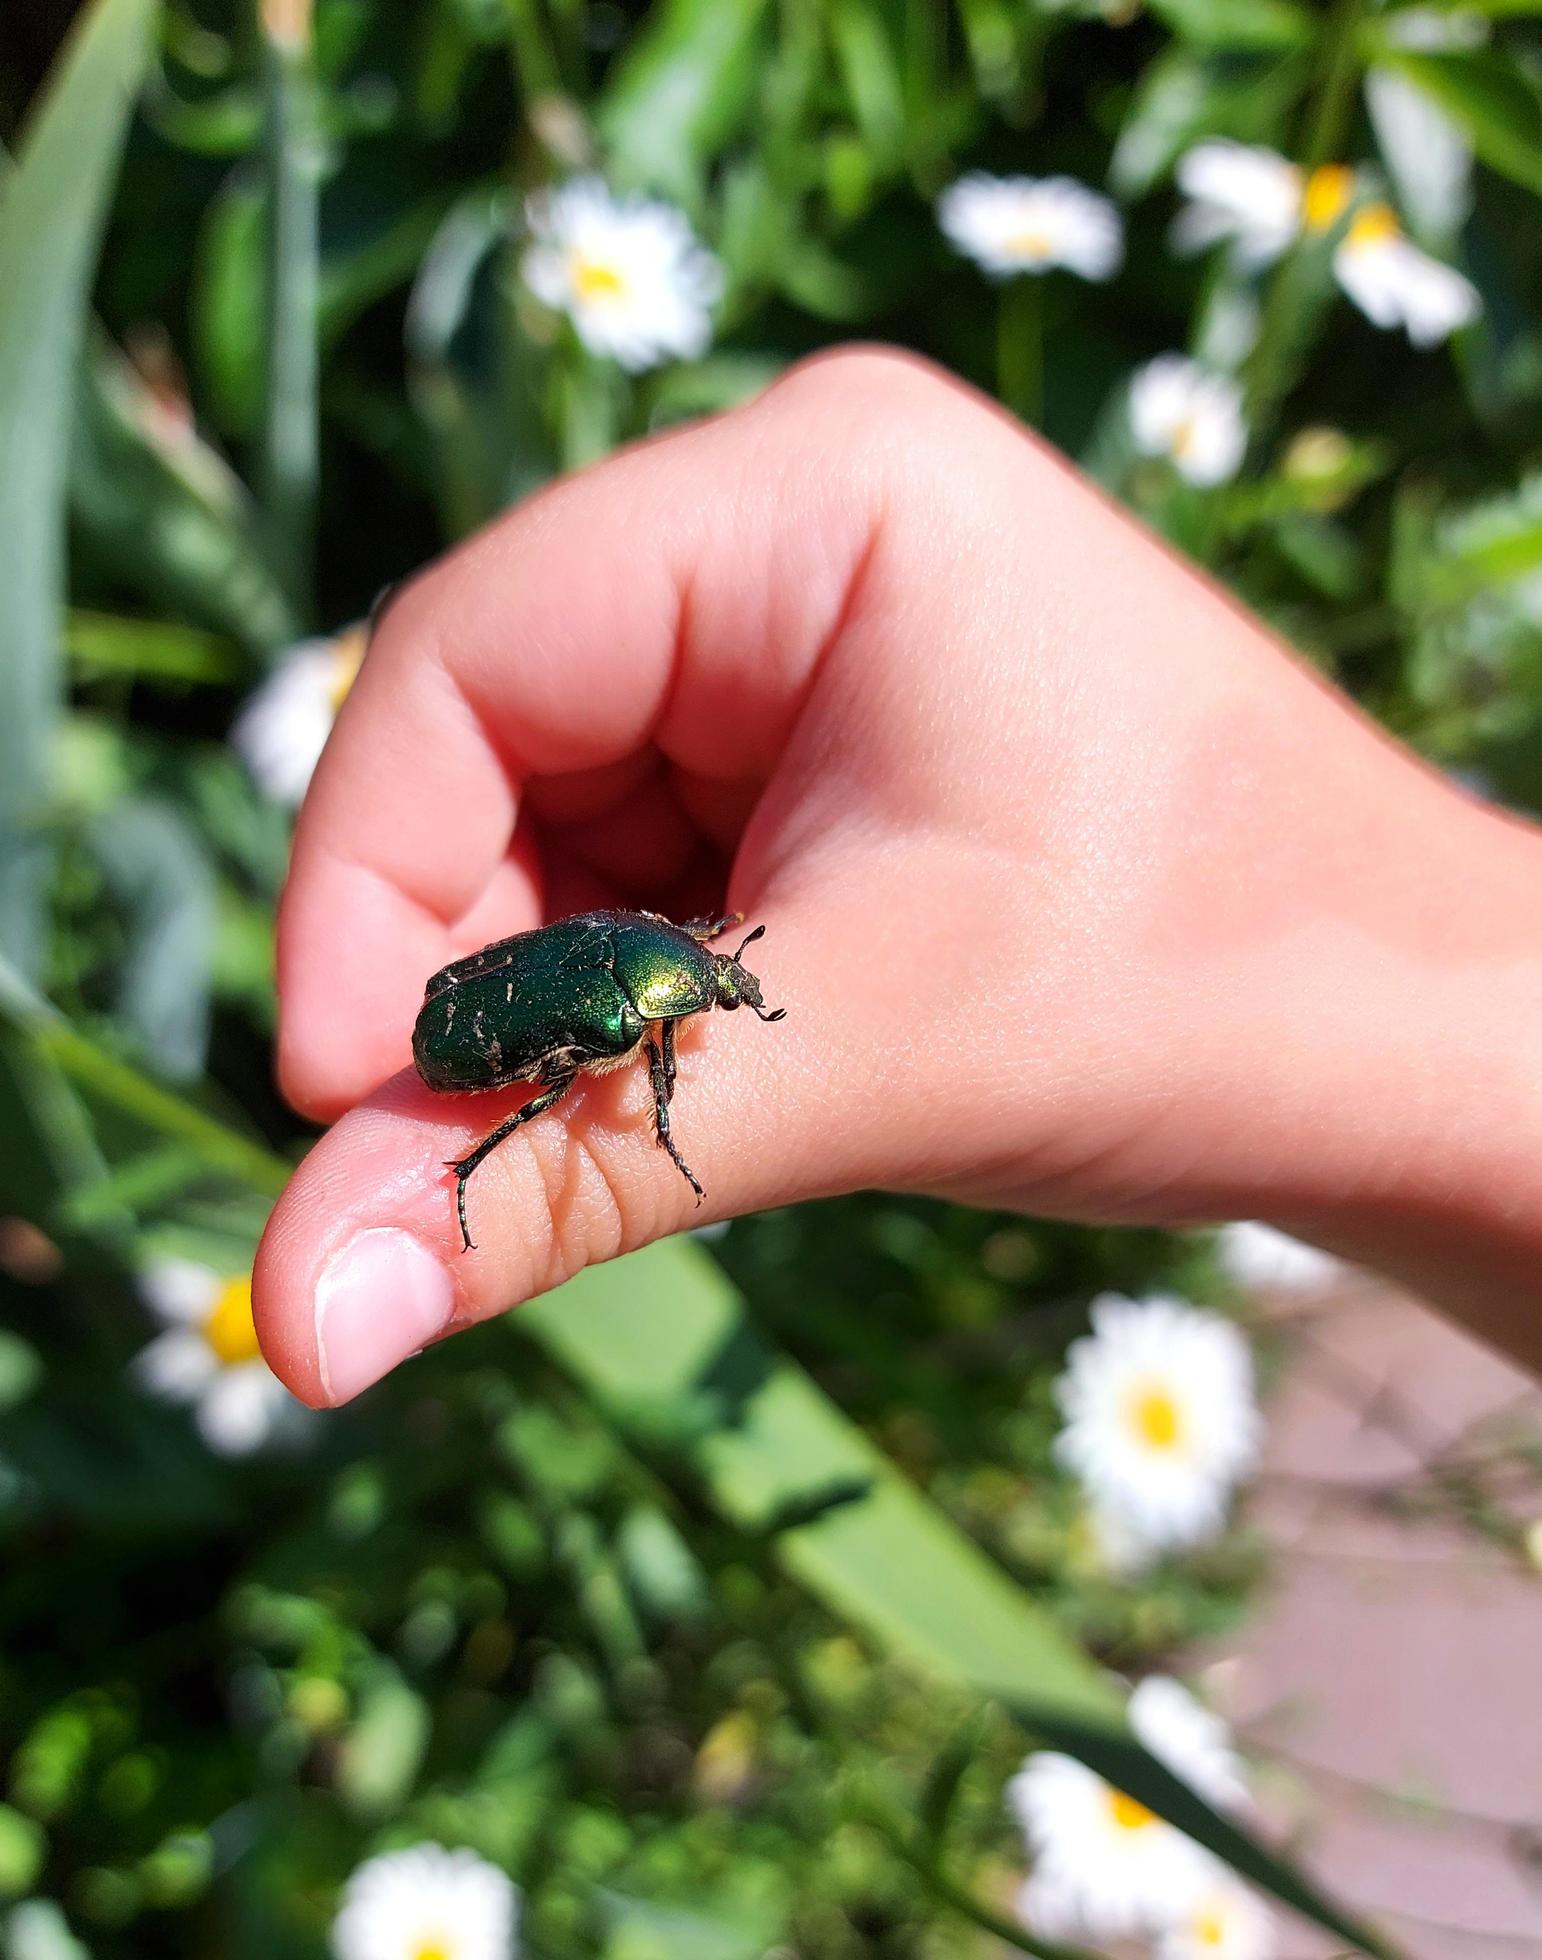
[660,1017,679,1095]
[681,912,742,942]
[444,1068,577,1252]
[645,1035,703,1204]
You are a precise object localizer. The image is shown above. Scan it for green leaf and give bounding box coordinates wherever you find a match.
[406,188,553,529]
[1147,0,1314,50]
[918,1708,992,1860]
[0,958,290,1201]
[71,336,298,659]
[66,611,243,687]
[0,1809,45,1901]
[1380,48,1542,195]
[336,1666,430,1817]
[258,16,324,612]
[192,170,264,433]
[0,0,157,981]
[831,0,908,166]
[596,0,772,204]
[1110,46,1310,197]
[592,1888,781,1960]
[88,797,217,1081]
[521,1239,1397,1957]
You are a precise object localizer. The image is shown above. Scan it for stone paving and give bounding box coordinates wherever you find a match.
[1197,1271,1542,1958]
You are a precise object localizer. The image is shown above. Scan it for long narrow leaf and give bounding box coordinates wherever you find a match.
[521,1238,1396,1957]
[1382,48,1542,196]
[0,0,157,980]
[596,0,771,205]
[258,0,323,613]
[72,335,298,659]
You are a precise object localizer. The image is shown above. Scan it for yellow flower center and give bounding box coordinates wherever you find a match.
[1169,414,1198,460]
[1345,201,1401,253]
[1194,1905,1228,1946]
[326,625,366,713]
[1106,1785,1157,1831]
[1127,1381,1184,1451]
[1302,164,1355,233]
[412,1944,453,1960]
[570,253,627,303]
[201,1276,261,1367]
[1004,227,1052,263]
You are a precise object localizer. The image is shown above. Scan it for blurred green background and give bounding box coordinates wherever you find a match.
[1,0,1540,1954]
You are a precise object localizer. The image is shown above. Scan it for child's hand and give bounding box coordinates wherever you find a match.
[254,349,1542,1402]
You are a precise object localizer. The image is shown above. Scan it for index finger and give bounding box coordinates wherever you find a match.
[277,353,907,1121]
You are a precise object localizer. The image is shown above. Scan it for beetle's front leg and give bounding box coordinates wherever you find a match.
[645,1035,703,1203]
[660,1016,679,1095]
[445,1067,577,1252]
[681,912,742,943]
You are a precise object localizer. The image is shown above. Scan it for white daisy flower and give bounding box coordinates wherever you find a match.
[937,173,1123,281]
[1129,356,1247,486]
[331,1843,519,1960]
[231,624,365,806]
[1214,1221,1342,1294]
[521,176,722,373]
[1054,1294,1262,1565]
[136,1258,299,1457]
[1173,142,1305,268]
[1174,143,1477,344]
[1010,1675,1249,1939]
[1332,200,1479,346]
[1157,1878,1276,1960]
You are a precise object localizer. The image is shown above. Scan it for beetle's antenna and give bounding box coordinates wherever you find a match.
[731,924,767,962]
[751,1003,786,1022]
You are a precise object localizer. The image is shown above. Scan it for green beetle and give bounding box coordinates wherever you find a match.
[412,909,785,1250]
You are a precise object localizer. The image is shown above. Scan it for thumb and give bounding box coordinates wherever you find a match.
[252,888,904,1407]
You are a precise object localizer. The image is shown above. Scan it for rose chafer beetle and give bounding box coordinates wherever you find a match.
[412,909,785,1251]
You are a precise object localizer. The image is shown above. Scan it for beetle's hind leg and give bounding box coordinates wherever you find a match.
[445,1066,577,1252]
[646,1033,703,1204]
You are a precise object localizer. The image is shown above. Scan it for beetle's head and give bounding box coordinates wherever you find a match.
[714,925,787,1022]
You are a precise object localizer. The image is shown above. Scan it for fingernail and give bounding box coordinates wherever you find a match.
[314,1228,455,1404]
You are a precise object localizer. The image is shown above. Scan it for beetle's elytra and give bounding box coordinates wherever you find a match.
[411,908,786,1251]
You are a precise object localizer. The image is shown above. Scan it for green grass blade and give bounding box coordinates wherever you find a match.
[1383,48,1542,197]
[522,1237,1398,1958]
[73,335,299,659]
[596,0,771,205]
[258,2,323,614]
[0,0,157,981]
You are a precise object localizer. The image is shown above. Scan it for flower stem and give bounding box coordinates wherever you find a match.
[1242,0,1367,428]
[1300,0,1369,174]
[997,276,1044,427]
[33,1018,291,1199]
[258,0,322,618]
[555,344,620,471]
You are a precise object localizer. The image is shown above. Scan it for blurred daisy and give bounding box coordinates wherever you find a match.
[1173,141,1307,268]
[136,1258,298,1457]
[1157,1878,1276,1960]
[937,173,1122,281]
[1215,1221,1341,1294]
[232,624,365,806]
[331,1843,519,1960]
[1010,1675,1249,1939]
[521,176,722,372]
[1174,142,1477,343]
[1332,200,1478,345]
[1054,1294,1261,1565]
[1129,355,1246,486]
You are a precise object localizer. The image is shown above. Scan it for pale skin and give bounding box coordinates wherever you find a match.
[253,348,1542,1405]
